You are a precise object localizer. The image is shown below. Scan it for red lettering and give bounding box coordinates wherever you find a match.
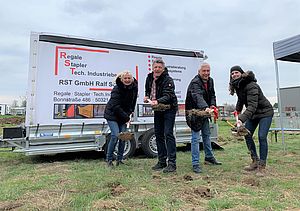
[60,52,67,59]
[65,60,70,66]
[70,67,76,74]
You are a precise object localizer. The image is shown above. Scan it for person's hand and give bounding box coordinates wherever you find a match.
[144,96,149,103]
[210,106,218,121]
[150,100,158,106]
[205,108,214,114]
[236,120,243,127]
[205,107,213,113]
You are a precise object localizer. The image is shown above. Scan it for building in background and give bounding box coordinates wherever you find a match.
[274,86,300,128]
[0,104,11,115]
[280,86,300,117]
[10,107,26,115]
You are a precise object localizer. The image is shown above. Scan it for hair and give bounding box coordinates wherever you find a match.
[229,83,235,96]
[200,62,210,69]
[116,70,134,83]
[152,59,165,68]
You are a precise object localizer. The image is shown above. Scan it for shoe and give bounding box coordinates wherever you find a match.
[162,165,176,173]
[152,162,167,171]
[107,160,114,167]
[204,157,222,165]
[192,165,202,174]
[116,160,125,166]
[255,163,266,177]
[244,159,259,171]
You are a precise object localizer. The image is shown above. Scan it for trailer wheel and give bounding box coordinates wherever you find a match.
[104,134,136,160]
[141,128,158,158]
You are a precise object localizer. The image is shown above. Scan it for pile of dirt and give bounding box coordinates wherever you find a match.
[0,116,25,125]
[106,182,127,197]
[181,185,213,202]
[243,178,260,187]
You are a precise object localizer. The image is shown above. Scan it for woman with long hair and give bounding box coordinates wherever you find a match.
[229,65,274,176]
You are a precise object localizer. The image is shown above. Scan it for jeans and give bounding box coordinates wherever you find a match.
[154,109,177,166]
[106,120,126,161]
[191,118,214,166]
[244,116,273,163]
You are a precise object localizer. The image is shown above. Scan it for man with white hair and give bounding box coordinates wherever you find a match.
[185,63,222,174]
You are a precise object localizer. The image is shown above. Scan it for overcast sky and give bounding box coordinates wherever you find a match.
[1,0,300,106]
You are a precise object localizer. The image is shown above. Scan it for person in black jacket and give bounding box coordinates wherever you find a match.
[229,65,274,175]
[104,71,138,167]
[144,59,178,173]
[185,63,222,174]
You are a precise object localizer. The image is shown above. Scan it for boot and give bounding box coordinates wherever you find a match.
[162,164,177,173]
[152,162,167,171]
[192,164,202,174]
[244,159,259,171]
[107,160,114,167]
[204,157,222,165]
[256,161,266,177]
[116,160,125,166]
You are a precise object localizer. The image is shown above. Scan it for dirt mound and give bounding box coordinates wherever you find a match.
[243,177,260,187]
[0,116,25,125]
[0,201,23,210]
[106,182,127,197]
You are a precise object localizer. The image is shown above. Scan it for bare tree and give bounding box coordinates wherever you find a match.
[19,96,27,107]
[223,103,235,113]
[11,99,18,108]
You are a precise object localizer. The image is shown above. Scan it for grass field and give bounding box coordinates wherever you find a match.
[0,120,300,210]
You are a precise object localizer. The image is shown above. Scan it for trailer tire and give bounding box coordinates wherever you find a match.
[104,134,137,160]
[141,128,158,158]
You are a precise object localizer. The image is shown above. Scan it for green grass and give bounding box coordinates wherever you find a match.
[0,120,300,210]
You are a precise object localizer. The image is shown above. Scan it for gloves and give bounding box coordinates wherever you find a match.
[209,106,218,123]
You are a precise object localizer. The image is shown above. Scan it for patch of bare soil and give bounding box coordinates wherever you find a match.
[21,189,68,210]
[152,174,162,180]
[176,186,212,209]
[107,182,127,197]
[193,187,212,198]
[92,199,122,210]
[180,185,212,204]
[218,136,232,143]
[183,174,193,181]
[0,117,25,125]
[243,177,260,187]
[0,201,23,210]
[283,151,298,157]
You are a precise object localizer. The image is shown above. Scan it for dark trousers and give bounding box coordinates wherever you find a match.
[245,116,273,163]
[154,109,177,166]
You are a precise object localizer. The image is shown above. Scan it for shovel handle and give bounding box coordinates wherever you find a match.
[226,120,235,128]
[233,111,241,127]
[126,114,132,129]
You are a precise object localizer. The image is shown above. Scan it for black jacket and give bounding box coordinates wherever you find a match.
[230,71,274,122]
[185,75,216,131]
[185,75,216,110]
[145,68,178,110]
[104,77,138,124]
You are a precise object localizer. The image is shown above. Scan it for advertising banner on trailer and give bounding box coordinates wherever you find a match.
[26,32,205,126]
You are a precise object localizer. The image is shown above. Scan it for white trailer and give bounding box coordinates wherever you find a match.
[0,32,219,157]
